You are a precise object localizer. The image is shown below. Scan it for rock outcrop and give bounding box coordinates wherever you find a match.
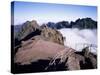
[15,20,40,41]
[82,47,97,68]
[40,25,64,45]
[45,46,97,70]
[15,20,64,45]
[14,39,97,71]
[15,39,82,70]
[14,39,68,65]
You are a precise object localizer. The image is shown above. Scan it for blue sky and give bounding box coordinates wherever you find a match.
[11,1,97,25]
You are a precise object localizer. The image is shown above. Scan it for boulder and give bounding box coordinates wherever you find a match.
[82,47,97,68]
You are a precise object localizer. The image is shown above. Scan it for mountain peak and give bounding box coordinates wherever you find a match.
[15,19,40,40]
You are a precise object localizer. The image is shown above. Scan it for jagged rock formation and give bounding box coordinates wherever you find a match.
[40,25,64,45]
[42,18,97,29]
[15,21,64,45]
[45,47,97,70]
[46,21,71,29]
[15,20,40,41]
[71,18,97,29]
[45,47,80,70]
[81,47,97,68]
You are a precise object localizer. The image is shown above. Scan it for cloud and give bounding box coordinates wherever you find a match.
[59,28,97,53]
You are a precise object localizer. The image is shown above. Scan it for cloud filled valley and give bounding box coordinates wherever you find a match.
[59,28,97,54]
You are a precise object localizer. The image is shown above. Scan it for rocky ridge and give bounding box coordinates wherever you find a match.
[13,19,97,73]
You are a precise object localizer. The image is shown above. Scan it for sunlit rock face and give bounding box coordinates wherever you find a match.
[14,39,72,65]
[15,20,64,45]
[15,20,40,41]
[40,25,64,45]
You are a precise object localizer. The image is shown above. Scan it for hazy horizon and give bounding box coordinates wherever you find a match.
[11,1,97,25]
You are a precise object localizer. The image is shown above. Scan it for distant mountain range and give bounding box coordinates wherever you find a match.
[13,17,97,41]
[14,17,97,32]
[45,18,97,29]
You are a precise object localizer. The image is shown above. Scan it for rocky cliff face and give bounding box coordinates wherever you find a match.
[40,25,64,45]
[15,20,40,41]
[15,21,64,45]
